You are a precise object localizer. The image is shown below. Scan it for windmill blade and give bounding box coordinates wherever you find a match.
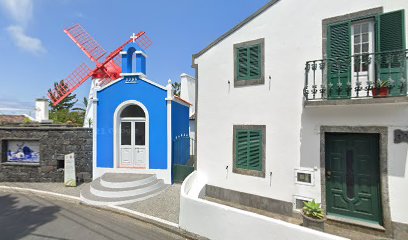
[134,32,153,50]
[92,32,153,87]
[48,63,93,106]
[64,24,107,64]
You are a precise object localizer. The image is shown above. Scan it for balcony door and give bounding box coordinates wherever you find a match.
[351,20,375,98]
[327,10,406,99]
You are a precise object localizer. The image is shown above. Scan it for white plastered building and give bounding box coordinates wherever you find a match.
[191,0,408,238]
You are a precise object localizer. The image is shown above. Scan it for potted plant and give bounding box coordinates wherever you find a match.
[372,80,390,97]
[301,200,325,231]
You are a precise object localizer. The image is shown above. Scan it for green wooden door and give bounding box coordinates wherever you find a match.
[325,133,382,224]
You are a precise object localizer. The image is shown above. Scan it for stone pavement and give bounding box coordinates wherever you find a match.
[0,182,181,224]
[121,184,181,223]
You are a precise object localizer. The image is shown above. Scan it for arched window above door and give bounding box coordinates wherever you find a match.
[120,104,145,118]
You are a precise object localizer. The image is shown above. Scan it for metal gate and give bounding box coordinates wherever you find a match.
[172,134,194,183]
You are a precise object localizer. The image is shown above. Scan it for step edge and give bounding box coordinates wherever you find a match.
[100,175,157,188]
[90,182,165,198]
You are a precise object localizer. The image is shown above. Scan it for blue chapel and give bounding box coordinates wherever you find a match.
[91,41,190,184]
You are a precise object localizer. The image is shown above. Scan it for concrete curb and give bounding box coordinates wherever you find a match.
[0,186,205,240]
[0,186,81,203]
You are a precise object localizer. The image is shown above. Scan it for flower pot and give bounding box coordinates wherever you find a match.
[301,212,325,231]
[372,87,389,97]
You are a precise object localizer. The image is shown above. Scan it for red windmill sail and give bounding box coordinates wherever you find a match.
[48,24,152,106]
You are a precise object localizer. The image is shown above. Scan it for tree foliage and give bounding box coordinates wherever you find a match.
[172,82,181,96]
[48,80,78,111]
[48,80,85,126]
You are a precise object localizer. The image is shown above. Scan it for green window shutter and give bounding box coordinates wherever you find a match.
[377,10,406,96]
[247,130,262,171]
[236,44,262,80]
[235,130,262,171]
[236,130,249,169]
[237,48,249,79]
[378,10,405,52]
[249,45,261,78]
[327,21,351,99]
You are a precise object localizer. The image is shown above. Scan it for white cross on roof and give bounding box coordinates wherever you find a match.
[130,33,137,43]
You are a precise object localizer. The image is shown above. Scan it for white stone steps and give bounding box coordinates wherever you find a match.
[81,184,168,206]
[80,173,168,206]
[100,173,156,189]
[90,178,164,198]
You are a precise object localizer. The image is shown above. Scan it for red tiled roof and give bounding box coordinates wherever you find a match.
[0,115,27,124]
[174,95,192,106]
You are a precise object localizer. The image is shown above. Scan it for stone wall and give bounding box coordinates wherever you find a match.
[0,126,92,182]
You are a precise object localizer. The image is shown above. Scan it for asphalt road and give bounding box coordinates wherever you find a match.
[0,192,187,240]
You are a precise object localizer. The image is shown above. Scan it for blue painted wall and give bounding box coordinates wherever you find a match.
[96,78,168,169]
[171,101,190,165]
[122,43,146,74]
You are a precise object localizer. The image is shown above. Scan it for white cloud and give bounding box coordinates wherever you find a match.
[6,25,46,55]
[0,0,33,24]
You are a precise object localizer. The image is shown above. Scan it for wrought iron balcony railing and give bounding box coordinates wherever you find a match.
[304,49,408,101]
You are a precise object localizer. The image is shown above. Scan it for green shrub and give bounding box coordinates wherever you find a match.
[303,200,324,219]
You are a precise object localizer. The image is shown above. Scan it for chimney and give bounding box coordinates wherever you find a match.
[180,73,196,116]
[35,98,52,123]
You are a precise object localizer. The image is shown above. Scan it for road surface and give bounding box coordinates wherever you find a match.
[0,192,187,240]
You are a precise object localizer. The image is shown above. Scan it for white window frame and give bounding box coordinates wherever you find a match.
[294,168,315,186]
[113,100,150,170]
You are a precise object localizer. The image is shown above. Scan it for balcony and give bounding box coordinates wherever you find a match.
[303,49,408,106]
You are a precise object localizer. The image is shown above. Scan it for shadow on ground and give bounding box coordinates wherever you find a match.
[0,194,60,239]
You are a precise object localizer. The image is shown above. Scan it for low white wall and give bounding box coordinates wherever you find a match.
[179,171,348,240]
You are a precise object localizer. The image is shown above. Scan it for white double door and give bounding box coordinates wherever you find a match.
[119,119,147,169]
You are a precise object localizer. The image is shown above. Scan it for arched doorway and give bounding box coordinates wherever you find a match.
[118,104,148,168]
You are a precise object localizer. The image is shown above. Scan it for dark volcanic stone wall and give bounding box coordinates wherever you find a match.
[0,126,92,182]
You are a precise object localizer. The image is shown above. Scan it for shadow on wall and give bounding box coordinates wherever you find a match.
[0,194,60,239]
[299,104,408,178]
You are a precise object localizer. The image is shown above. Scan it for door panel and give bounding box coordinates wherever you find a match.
[120,148,133,167]
[134,122,145,145]
[326,133,382,224]
[121,122,132,146]
[119,120,147,169]
[120,122,133,167]
[133,147,146,168]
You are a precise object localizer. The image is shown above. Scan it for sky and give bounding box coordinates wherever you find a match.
[0,0,270,116]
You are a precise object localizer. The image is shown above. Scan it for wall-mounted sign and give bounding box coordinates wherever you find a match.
[394,129,408,143]
[125,77,138,84]
[7,141,40,163]
[64,153,76,187]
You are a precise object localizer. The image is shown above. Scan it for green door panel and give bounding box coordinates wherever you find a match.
[326,133,382,225]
